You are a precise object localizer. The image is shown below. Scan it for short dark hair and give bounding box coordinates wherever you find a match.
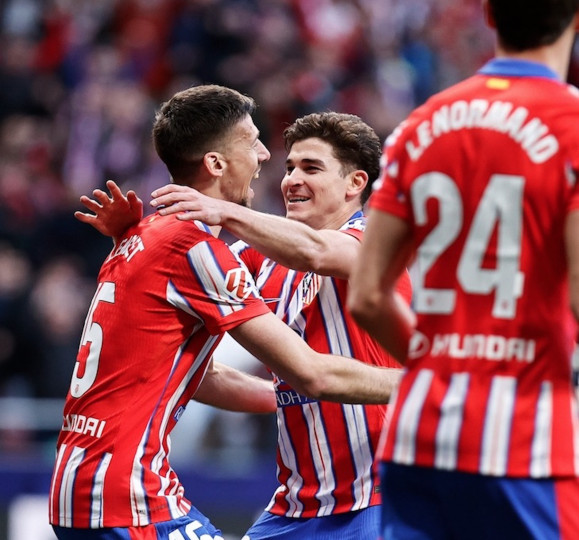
[488,0,579,51]
[283,112,381,206]
[152,84,256,183]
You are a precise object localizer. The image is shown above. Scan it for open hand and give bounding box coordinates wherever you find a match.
[75,180,143,239]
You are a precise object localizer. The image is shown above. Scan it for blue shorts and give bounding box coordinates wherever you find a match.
[380,462,579,540]
[242,506,380,540]
[52,506,224,540]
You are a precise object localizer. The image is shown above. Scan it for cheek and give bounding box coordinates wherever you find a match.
[280,178,289,195]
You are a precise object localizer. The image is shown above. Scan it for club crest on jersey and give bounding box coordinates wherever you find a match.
[301,272,322,306]
[224,267,255,300]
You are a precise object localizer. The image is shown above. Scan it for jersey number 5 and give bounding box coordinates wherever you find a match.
[70,282,116,398]
[411,172,524,319]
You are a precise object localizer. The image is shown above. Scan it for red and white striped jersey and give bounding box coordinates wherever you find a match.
[371,58,579,478]
[234,213,412,517]
[49,213,269,528]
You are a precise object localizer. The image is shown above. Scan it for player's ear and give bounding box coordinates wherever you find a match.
[347,170,368,200]
[482,0,496,29]
[203,152,225,178]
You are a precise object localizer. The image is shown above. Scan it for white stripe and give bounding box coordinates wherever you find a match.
[267,409,304,517]
[166,281,203,321]
[49,444,67,524]
[59,446,85,527]
[303,403,335,516]
[255,260,277,292]
[480,376,516,475]
[317,279,350,356]
[187,242,247,316]
[435,372,469,470]
[393,369,434,464]
[90,452,112,527]
[130,335,217,525]
[530,382,552,478]
[283,271,308,326]
[342,404,373,510]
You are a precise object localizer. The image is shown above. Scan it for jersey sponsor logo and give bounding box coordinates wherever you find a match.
[224,267,255,300]
[276,388,316,407]
[409,332,536,362]
[405,99,558,164]
[108,234,145,262]
[409,331,431,359]
[61,413,106,438]
[274,376,316,407]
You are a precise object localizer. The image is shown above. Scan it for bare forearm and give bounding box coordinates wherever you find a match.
[193,362,276,413]
[317,361,403,403]
[230,313,402,404]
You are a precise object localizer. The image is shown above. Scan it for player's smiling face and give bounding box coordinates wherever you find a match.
[282,138,354,229]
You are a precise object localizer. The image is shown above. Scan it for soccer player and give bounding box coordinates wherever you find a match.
[49,85,402,540]
[348,0,579,538]
[89,112,412,539]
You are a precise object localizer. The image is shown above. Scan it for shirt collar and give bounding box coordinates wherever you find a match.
[478,58,560,80]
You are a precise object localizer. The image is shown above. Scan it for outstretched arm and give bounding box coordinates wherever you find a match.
[193,360,276,413]
[75,180,143,241]
[347,208,416,363]
[229,311,403,404]
[150,184,358,279]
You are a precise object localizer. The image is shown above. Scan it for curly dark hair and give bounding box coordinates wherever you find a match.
[283,112,382,206]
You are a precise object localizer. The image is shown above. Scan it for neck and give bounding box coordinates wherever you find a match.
[310,205,363,231]
[495,25,576,81]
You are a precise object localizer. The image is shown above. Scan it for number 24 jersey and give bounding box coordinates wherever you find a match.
[371,58,579,478]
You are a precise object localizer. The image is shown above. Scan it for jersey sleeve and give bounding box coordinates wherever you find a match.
[230,239,266,277]
[169,236,270,335]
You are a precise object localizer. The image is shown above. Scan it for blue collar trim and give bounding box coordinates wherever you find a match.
[478,58,559,80]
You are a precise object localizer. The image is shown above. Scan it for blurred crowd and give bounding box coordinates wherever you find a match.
[0,0,572,456]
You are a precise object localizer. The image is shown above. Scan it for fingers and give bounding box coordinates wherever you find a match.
[151,183,189,198]
[74,211,95,224]
[106,180,125,201]
[79,195,103,212]
[176,213,197,221]
[157,202,189,215]
[126,191,144,209]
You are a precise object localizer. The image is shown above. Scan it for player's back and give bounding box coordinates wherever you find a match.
[50,214,242,528]
[375,59,579,477]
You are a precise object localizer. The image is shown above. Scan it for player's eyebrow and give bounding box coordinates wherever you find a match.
[286,157,326,167]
